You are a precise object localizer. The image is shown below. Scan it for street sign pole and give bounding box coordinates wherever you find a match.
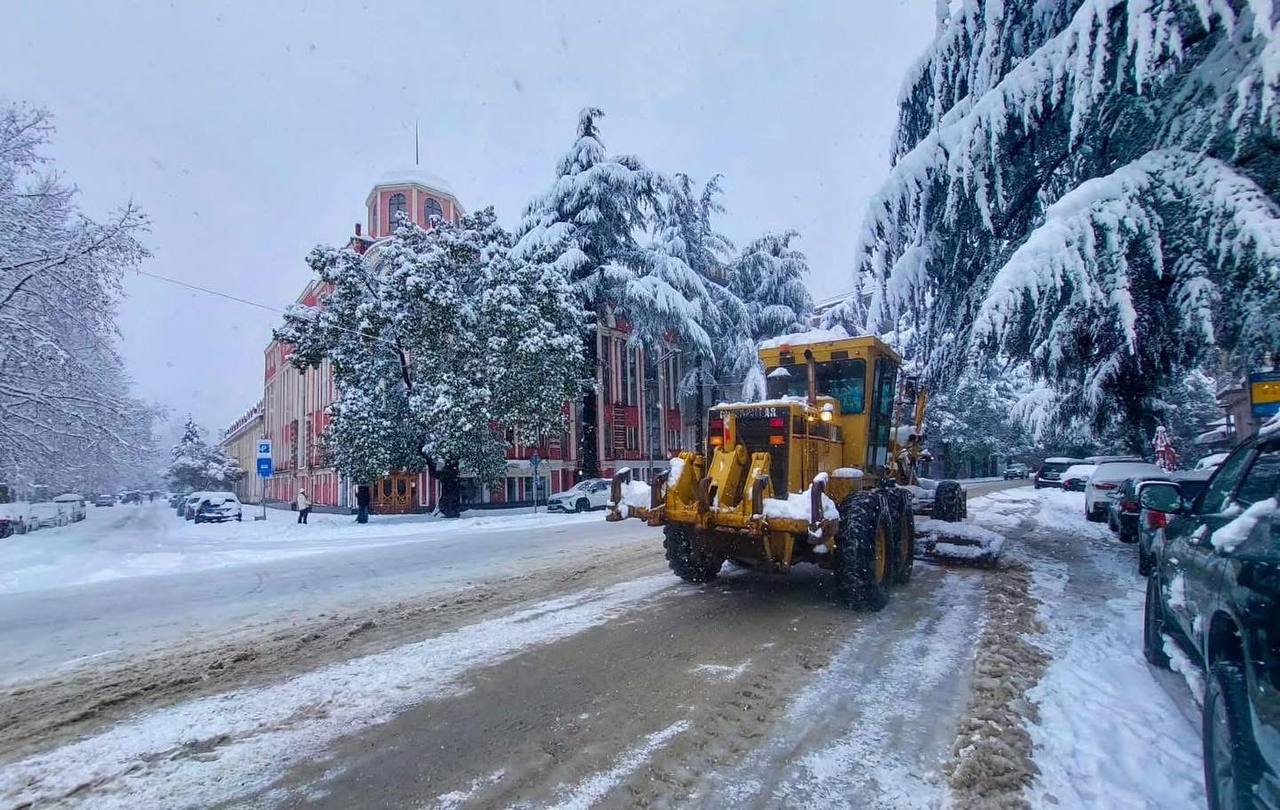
[256,439,273,521]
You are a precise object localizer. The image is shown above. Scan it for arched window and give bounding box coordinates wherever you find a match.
[424,197,444,223]
[388,192,407,223]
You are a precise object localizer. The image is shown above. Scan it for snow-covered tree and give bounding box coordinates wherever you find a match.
[852,1,1280,451]
[278,208,583,517]
[166,418,242,493]
[514,108,714,475]
[729,230,814,341]
[0,102,157,493]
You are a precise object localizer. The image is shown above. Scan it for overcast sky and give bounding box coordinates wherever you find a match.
[2,0,936,435]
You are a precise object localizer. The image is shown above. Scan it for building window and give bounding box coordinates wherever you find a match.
[388,192,407,224]
[505,477,518,502]
[625,425,637,450]
[424,197,444,223]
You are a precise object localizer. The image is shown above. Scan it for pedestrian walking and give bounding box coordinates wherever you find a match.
[356,484,370,524]
[296,489,311,524]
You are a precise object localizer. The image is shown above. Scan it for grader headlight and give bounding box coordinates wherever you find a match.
[820,403,834,422]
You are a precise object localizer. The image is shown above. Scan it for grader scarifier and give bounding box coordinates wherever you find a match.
[607,334,966,610]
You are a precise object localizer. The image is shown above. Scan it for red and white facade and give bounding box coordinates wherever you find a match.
[250,170,692,513]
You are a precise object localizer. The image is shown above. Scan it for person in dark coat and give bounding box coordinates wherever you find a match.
[356,485,370,524]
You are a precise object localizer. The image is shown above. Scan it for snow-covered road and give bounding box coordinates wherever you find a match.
[0,481,1207,809]
[0,502,651,683]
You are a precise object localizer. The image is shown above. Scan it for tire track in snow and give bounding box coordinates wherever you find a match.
[717,572,983,809]
[0,575,678,810]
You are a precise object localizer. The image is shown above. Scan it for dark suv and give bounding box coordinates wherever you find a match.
[1141,431,1279,809]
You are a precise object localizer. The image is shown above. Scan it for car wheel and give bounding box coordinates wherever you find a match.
[1138,546,1153,577]
[1204,662,1265,810]
[236,514,242,522]
[1142,575,1172,670]
[575,498,590,513]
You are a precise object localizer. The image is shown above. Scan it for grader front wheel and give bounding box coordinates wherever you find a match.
[835,494,891,611]
[664,524,722,583]
[887,490,915,585]
[933,480,966,522]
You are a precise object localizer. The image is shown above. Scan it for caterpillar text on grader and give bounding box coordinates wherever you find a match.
[606,333,968,610]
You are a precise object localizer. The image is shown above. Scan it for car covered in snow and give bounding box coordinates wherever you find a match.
[180,492,211,520]
[51,493,87,523]
[1034,457,1083,489]
[0,503,29,538]
[1137,468,1213,576]
[1140,430,1279,808]
[1059,464,1097,492]
[1084,461,1164,522]
[193,492,242,523]
[1002,462,1030,479]
[546,478,610,512]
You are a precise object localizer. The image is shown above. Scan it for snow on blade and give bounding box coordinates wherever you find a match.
[762,491,838,521]
[0,577,676,810]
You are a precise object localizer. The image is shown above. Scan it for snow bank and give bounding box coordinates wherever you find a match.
[1211,497,1277,552]
[0,502,602,596]
[919,518,1006,559]
[831,467,863,479]
[762,491,838,521]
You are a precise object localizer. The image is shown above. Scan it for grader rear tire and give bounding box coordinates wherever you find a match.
[664,523,722,583]
[835,494,891,611]
[934,480,965,523]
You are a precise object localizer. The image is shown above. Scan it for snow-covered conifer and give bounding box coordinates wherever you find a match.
[855,0,1280,448]
[166,418,242,492]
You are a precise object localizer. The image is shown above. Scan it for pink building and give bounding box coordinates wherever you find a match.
[256,170,691,514]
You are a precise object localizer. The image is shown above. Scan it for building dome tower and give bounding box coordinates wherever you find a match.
[366,168,463,238]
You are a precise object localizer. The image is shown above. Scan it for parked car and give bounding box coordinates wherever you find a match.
[1137,469,1214,576]
[121,491,142,504]
[51,493,87,523]
[1106,475,1171,541]
[0,503,28,538]
[93,494,115,507]
[1084,454,1144,464]
[1140,430,1279,808]
[1034,457,1083,489]
[1196,452,1231,470]
[547,478,611,512]
[28,502,70,528]
[194,492,242,523]
[1085,461,1166,521]
[1002,463,1030,480]
[181,492,210,520]
[1060,464,1097,492]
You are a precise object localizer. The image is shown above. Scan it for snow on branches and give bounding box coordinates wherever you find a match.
[0,102,156,491]
[855,0,1280,448]
[276,209,584,517]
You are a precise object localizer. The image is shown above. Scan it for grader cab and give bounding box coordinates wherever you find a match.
[606,333,966,610]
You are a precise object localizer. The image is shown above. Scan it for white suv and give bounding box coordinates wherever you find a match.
[547,479,610,512]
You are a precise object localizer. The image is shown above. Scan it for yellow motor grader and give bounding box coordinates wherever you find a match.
[606,333,967,610]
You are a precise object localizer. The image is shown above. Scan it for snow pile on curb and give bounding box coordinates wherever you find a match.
[613,477,652,518]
